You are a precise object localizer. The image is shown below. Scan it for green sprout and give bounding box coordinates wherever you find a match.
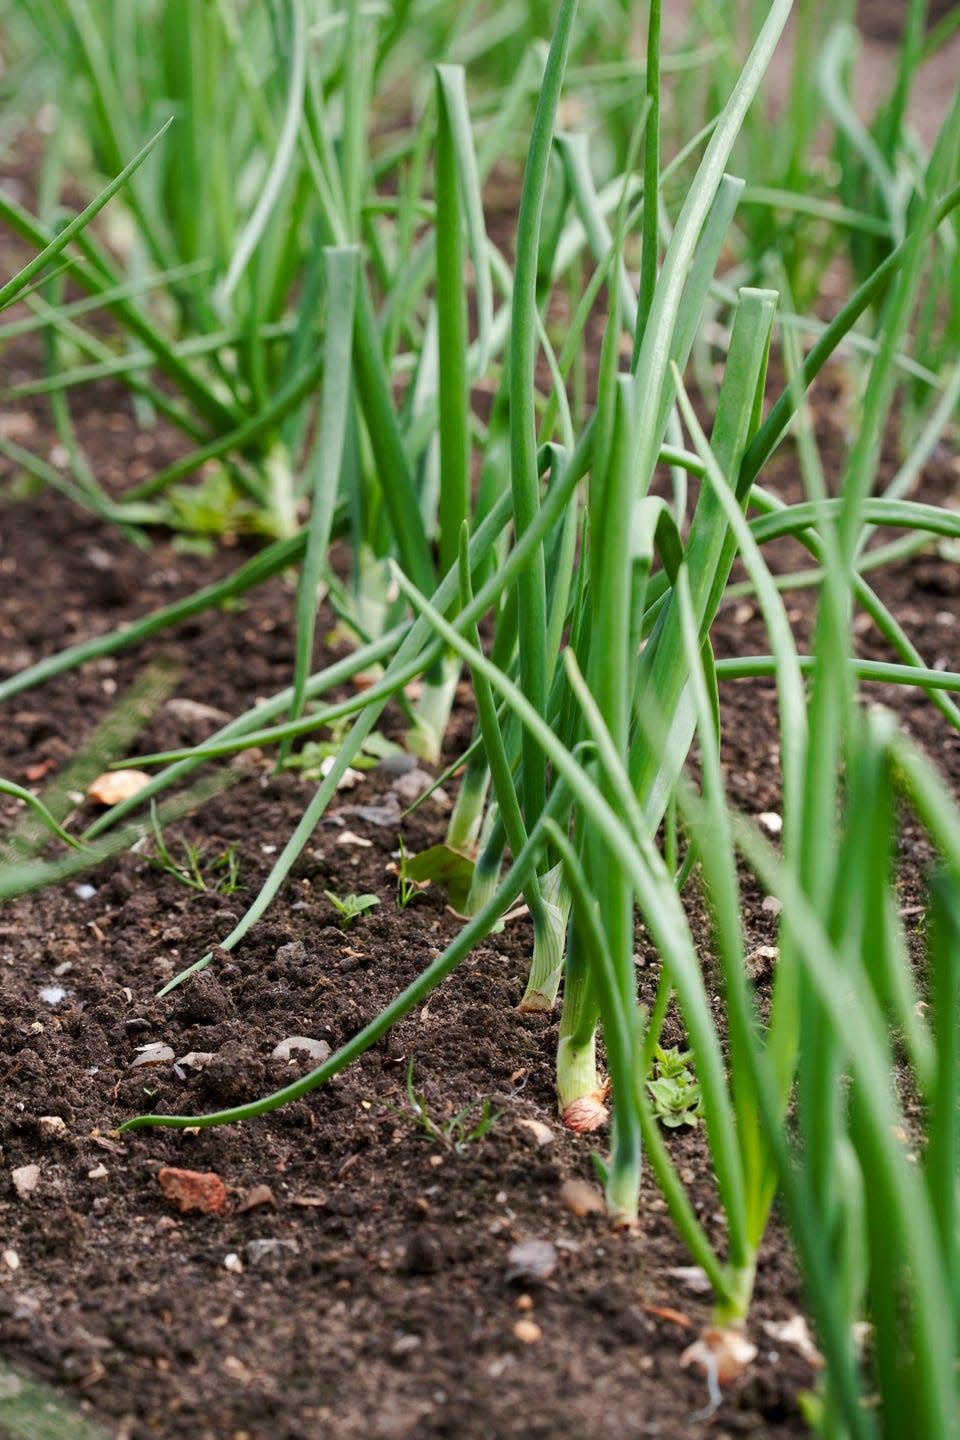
[395,836,428,910]
[323,889,380,928]
[280,725,403,781]
[148,802,242,895]
[645,1045,704,1129]
[391,1058,502,1156]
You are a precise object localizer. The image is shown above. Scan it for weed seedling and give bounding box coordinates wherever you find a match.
[323,889,380,928]
[394,1058,502,1156]
[395,837,428,910]
[148,802,242,894]
[281,724,404,781]
[645,1045,704,1129]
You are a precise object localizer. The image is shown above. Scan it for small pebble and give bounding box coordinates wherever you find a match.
[745,946,778,981]
[235,1184,277,1214]
[274,941,309,966]
[319,756,363,789]
[391,1333,422,1355]
[505,1239,557,1284]
[129,1043,175,1069]
[174,1051,215,1075]
[512,1318,542,1345]
[158,1167,228,1215]
[38,1115,68,1140]
[517,1118,554,1148]
[245,1238,299,1267]
[86,769,151,806]
[2,1250,20,1271]
[667,1266,712,1294]
[271,1036,331,1064]
[559,1178,605,1218]
[375,752,417,777]
[11,1165,41,1199]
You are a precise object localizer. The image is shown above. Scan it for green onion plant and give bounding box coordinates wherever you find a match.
[1,5,959,1433]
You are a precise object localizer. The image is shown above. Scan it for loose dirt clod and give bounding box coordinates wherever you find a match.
[505,1239,557,1284]
[10,1164,40,1199]
[157,1167,229,1215]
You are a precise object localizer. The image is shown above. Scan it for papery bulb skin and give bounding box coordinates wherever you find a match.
[561,1091,609,1133]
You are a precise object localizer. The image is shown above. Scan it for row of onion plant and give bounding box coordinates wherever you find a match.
[1,4,958,1432]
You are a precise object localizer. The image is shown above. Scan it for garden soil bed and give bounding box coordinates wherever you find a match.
[1,378,958,1440]
[2,13,960,1437]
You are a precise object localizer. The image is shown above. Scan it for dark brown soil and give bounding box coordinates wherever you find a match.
[0,480,828,1440]
[1,18,959,1440]
[2,386,957,1440]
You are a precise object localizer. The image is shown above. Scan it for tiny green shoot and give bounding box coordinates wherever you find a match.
[645,1045,704,1129]
[281,724,403,781]
[392,1058,502,1156]
[148,802,242,895]
[323,889,381,928]
[395,836,427,910]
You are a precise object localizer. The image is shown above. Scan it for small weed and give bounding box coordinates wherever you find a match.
[323,889,380,928]
[281,722,403,781]
[148,801,242,894]
[391,1058,502,1156]
[395,836,428,910]
[646,1045,704,1129]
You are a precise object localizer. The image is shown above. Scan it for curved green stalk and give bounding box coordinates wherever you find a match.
[0,118,172,313]
[0,780,88,852]
[280,246,359,763]
[217,0,306,308]
[509,0,579,830]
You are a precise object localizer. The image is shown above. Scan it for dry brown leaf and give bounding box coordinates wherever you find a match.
[643,1304,692,1328]
[235,1184,277,1214]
